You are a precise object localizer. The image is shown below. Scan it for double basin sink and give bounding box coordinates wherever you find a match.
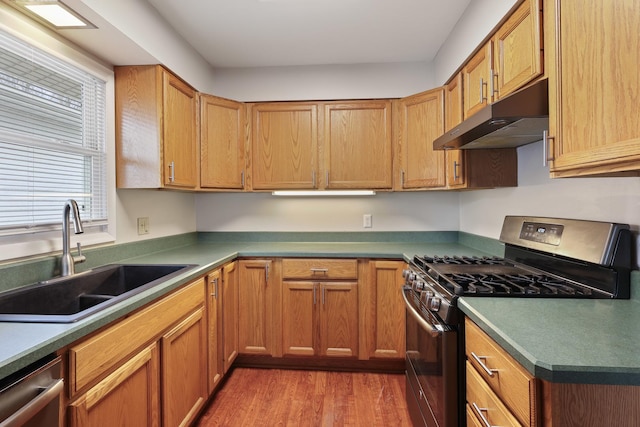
[0,264,196,323]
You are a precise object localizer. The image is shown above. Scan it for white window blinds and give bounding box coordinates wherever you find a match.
[0,28,107,235]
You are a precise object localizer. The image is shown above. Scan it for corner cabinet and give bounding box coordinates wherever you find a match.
[115,65,198,189]
[200,94,246,190]
[68,278,207,427]
[545,0,640,177]
[396,88,446,190]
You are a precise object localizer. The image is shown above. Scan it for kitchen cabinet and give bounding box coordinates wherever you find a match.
[161,307,207,427]
[361,260,405,359]
[492,0,542,100]
[545,0,640,178]
[282,259,359,357]
[462,42,492,120]
[67,278,206,426]
[69,343,160,427]
[323,100,393,189]
[396,88,446,190]
[200,94,246,190]
[443,73,466,188]
[221,261,239,372]
[206,269,223,393]
[462,0,542,120]
[248,102,318,190]
[115,65,198,189]
[238,259,281,356]
[206,262,239,393]
[465,318,539,427]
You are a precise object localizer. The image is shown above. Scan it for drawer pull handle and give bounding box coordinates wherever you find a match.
[471,402,495,427]
[310,268,329,274]
[471,352,497,377]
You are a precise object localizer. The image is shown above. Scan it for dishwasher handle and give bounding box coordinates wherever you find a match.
[0,378,63,427]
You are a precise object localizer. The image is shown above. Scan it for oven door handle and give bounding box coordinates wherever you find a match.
[402,289,445,337]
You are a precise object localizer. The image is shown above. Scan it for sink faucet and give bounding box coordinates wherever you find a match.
[61,199,86,276]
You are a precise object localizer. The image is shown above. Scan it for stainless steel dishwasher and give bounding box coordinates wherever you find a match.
[0,355,63,427]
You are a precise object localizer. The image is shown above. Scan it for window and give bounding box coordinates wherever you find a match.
[0,28,107,238]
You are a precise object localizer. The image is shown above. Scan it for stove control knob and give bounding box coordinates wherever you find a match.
[429,297,441,311]
[420,290,433,304]
[414,280,425,291]
[402,269,412,278]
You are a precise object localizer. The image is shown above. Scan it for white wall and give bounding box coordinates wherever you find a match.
[211,61,435,102]
[195,192,459,232]
[459,142,640,239]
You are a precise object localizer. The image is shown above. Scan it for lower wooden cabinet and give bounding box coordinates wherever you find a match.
[282,280,359,358]
[238,259,280,356]
[67,278,207,427]
[465,318,539,427]
[207,262,239,393]
[362,260,405,359]
[162,307,208,427]
[281,258,358,358]
[69,343,160,427]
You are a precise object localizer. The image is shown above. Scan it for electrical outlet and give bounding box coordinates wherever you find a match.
[137,217,149,235]
[363,214,372,228]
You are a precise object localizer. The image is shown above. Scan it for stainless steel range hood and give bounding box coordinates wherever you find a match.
[433,79,548,150]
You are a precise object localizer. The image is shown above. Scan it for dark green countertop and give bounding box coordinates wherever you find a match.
[1,233,639,387]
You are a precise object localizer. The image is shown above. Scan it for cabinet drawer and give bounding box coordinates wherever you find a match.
[466,362,523,427]
[69,278,205,396]
[465,318,538,426]
[282,258,357,280]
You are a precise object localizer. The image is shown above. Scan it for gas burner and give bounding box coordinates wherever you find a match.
[418,255,510,266]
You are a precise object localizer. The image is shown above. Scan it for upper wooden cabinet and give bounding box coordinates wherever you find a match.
[115,65,198,189]
[249,102,318,190]
[462,0,542,121]
[200,94,246,190]
[545,0,640,177]
[396,88,446,190]
[247,100,392,191]
[322,100,393,189]
[492,0,542,100]
[463,42,493,120]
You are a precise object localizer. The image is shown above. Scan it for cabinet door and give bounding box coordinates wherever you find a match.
[200,94,245,189]
[207,270,223,394]
[463,42,492,120]
[319,282,358,357]
[365,261,405,359]
[162,70,197,188]
[250,103,318,189]
[161,308,207,427]
[222,261,239,372]
[492,0,542,99]
[444,73,466,188]
[282,281,316,356]
[547,0,640,177]
[69,343,160,427]
[323,101,393,189]
[238,259,278,355]
[397,88,445,189]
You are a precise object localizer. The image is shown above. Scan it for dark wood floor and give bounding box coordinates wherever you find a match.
[196,367,412,426]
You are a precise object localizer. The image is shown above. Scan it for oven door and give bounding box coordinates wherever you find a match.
[403,288,459,427]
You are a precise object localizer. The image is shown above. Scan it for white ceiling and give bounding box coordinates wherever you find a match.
[145,0,471,69]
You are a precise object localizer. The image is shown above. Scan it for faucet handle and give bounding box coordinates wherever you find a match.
[75,242,86,264]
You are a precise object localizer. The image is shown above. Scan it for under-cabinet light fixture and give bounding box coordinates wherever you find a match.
[12,0,95,29]
[272,190,376,197]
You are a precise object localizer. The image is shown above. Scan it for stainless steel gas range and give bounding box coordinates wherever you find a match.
[402,216,633,427]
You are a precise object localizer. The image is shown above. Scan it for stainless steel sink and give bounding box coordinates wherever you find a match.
[0,264,196,323]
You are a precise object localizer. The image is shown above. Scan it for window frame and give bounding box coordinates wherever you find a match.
[0,6,116,263]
